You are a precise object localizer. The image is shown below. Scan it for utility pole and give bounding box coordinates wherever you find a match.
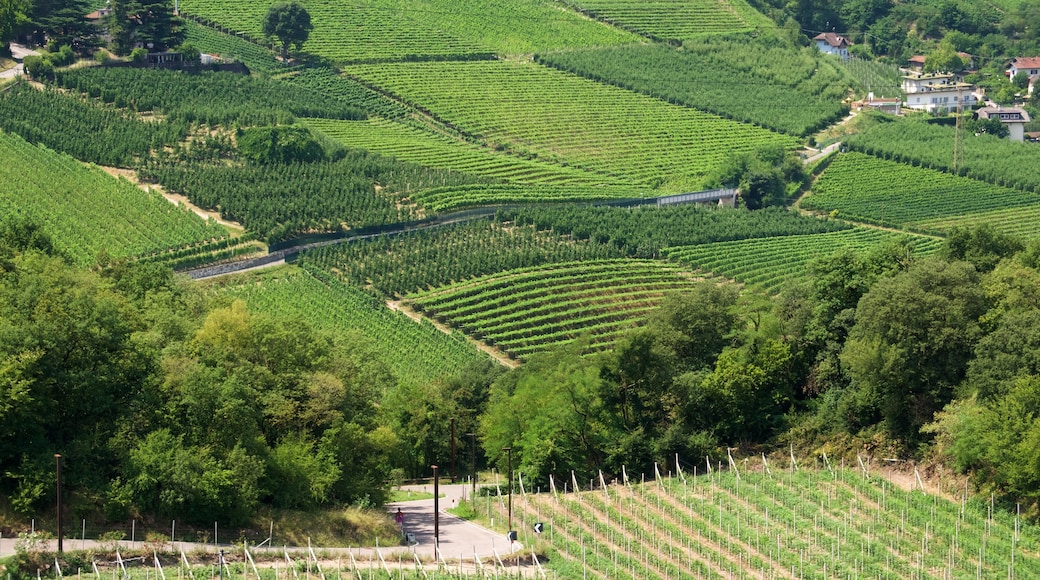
[467,433,477,502]
[431,465,439,544]
[502,447,513,539]
[55,454,63,553]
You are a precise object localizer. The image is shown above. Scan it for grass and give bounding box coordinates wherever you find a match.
[387,489,435,502]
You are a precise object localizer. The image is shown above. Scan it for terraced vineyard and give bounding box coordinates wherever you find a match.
[803,152,1040,235]
[304,118,625,188]
[0,129,229,266]
[407,259,694,358]
[664,228,943,294]
[296,220,625,297]
[178,0,638,62]
[410,184,653,212]
[491,467,1040,578]
[211,267,487,389]
[558,0,770,40]
[344,60,799,191]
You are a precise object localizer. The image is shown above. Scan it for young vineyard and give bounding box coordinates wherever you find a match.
[0,129,229,266]
[177,0,637,63]
[182,20,293,76]
[209,266,487,389]
[343,60,799,191]
[537,38,848,136]
[407,259,695,358]
[803,152,1040,236]
[663,228,943,294]
[303,118,625,188]
[490,467,1040,579]
[556,0,770,40]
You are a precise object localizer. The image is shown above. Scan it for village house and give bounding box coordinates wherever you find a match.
[853,92,902,115]
[1007,57,1040,95]
[813,33,851,60]
[976,106,1031,142]
[901,72,977,112]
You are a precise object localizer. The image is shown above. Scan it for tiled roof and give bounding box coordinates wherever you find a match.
[813,33,849,48]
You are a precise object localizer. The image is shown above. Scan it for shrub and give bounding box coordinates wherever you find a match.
[22,55,54,80]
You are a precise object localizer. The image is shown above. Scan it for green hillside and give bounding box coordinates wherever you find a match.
[0,129,229,266]
[178,0,640,62]
[344,59,799,191]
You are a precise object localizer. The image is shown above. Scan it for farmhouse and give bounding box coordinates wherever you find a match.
[901,72,976,112]
[907,52,974,74]
[813,33,850,59]
[976,106,1031,142]
[1007,57,1040,80]
[854,93,901,115]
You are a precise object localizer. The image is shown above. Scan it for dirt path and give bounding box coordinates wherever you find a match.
[96,165,245,231]
[386,300,520,368]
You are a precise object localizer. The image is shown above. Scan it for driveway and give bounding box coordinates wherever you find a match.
[0,43,40,79]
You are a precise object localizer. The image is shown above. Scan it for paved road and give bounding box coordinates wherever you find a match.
[0,484,518,562]
[0,43,39,79]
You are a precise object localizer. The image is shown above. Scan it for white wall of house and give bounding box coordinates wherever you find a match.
[905,89,976,112]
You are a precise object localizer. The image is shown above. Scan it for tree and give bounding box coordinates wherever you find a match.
[108,0,184,55]
[263,1,311,61]
[841,259,988,442]
[28,0,99,52]
[0,0,28,53]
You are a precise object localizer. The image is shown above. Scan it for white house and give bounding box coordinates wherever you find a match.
[813,33,850,60]
[901,72,977,112]
[977,106,1031,142]
[1008,57,1040,80]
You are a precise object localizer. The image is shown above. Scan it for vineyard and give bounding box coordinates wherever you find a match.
[140,150,489,244]
[208,267,487,389]
[497,204,852,258]
[343,60,799,191]
[489,466,1040,579]
[295,221,625,297]
[0,129,229,266]
[409,184,654,212]
[178,0,637,63]
[663,228,943,294]
[846,118,1040,192]
[287,68,412,120]
[803,152,1040,235]
[538,39,848,135]
[303,118,624,189]
[556,0,770,40]
[53,67,366,127]
[182,20,293,76]
[0,83,187,167]
[407,259,695,358]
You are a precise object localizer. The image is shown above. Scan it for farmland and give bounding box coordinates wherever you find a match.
[303,117,625,188]
[177,0,639,62]
[538,36,849,135]
[0,129,229,266]
[407,259,694,358]
[344,60,799,191]
[803,152,1040,235]
[556,0,771,40]
[664,227,943,294]
[491,467,1040,579]
[846,118,1040,192]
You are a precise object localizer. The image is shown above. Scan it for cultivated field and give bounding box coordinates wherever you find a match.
[344,60,799,191]
[0,129,229,266]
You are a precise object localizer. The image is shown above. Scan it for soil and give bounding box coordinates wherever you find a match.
[95,165,245,231]
[386,300,520,368]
